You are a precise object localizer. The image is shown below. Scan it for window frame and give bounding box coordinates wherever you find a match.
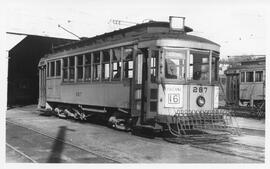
[240,72,246,83]
[93,51,101,81]
[101,50,110,81]
[255,70,263,82]
[69,56,75,82]
[189,50,211,83]
[84,53,92,82]
[246,71,254,82]
[123,46,134,79]
[63,57,69,82]
[76,55,84,81]
[55,60,61,77]
[163,48,187,81]
[111,47,122,81]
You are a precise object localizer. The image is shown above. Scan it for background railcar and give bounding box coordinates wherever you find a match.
[225,57,265,110]
[39,17,235,135]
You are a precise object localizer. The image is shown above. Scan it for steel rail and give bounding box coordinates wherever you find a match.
[6,143,37,163]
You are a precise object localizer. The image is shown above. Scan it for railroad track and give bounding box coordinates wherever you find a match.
[164,134,264,162]
[6,115,265,163]
[6,120,119,163]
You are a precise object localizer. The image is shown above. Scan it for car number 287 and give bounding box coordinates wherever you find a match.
[193,87,207,93]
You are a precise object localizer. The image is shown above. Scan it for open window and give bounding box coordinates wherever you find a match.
[246,71,254,82]
[84,53,91,81]
[102,50,110,80]
[123,46,133,79]
[56,60,61,77]
[50,61,55,77]
[77,55,83,81]
[241,72,245,82]
[255,71,263,82]
[93,51,101,81]
[69,56,75,81]
[150,50,158,82]
[63,58,68,82]
[112,48,121,80]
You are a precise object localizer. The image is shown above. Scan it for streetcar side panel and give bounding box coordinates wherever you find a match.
[240,83,264,101]
[46,78,131,109]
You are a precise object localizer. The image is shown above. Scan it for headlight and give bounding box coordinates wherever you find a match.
[196,96,205,107]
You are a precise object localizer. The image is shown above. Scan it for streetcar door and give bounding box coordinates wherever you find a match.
[131,48,159,124]
[38,65,46,108]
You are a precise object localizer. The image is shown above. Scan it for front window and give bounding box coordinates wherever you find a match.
[164,49,185,80]
[190,51,209,81]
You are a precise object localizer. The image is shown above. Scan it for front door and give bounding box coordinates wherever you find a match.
[131,48,159,125]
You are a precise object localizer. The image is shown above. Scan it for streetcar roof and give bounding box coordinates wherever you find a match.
[50,21,220,54]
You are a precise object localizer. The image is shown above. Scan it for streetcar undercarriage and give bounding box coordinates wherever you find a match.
[45,102,241,138]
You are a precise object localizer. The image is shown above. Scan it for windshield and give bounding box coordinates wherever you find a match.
[164,49,186,80]
[189,50,219,82]
[189,51,209,81]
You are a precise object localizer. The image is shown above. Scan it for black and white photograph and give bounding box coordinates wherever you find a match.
[0,0,269,168]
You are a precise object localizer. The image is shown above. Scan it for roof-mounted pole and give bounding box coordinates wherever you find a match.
[58,24,81,40]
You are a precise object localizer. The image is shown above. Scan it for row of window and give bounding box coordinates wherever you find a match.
[47,46,135,82]
[164,50,218,82]
[240,71,263,83]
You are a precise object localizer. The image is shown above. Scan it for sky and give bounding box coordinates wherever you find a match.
[2,0,268,58]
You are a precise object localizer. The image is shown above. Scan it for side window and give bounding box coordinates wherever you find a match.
[123,46,133,79]
[63,58,68,81]
[150,50,158,82]
[246,71,254,82]
[102,50,110,80]
[50,61,55,77]
[255,71,263,82]
[84,53,91,81]
[240,72,245,82]
[93,51,101,81]
[69,56,75,81]
[112,48,121,80]
[56,60,61,76]
[77,55,83,81]
[47,62,50,77]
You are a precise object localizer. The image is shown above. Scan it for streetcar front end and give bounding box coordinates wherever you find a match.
[149,42,239,136]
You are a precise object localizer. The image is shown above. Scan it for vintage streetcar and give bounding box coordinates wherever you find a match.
[38,17,238,136]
